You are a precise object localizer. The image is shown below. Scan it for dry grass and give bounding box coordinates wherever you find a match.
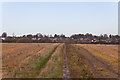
[2,43,59,78]
[66,44,94,78]
[37,44,64,78]
[75,44,118,73]
[2,43,118,78]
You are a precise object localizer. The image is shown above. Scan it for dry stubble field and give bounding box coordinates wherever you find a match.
[1,43,119,78]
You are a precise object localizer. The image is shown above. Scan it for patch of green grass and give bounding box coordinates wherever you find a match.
[28,45,59,77]
[47,44,63,78]
[36,45,58,70]
[58,44,64,78]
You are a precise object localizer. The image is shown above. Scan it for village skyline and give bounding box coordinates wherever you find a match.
[0,32,119,44]
[0,31,119,37]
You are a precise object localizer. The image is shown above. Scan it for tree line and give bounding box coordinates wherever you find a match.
[0,32,119,44]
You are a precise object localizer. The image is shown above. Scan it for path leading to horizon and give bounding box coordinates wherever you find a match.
[62,44,70,79]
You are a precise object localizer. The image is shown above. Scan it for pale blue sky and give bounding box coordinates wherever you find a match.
[2,2,118,37]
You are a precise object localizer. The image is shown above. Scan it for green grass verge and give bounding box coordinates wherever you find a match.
[28,45,59,77]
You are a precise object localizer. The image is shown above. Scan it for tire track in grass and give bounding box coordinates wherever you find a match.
[37,44,64,78]
[29,44,60,77]
[66,44,94,78]
[73,45,118,78]
[63,44,70,79]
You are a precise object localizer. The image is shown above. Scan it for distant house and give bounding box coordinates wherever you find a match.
[0,37,5,41]
[32,38,36,40]
[37,38,41,40]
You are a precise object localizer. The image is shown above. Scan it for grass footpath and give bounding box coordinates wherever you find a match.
[29,44,59,77]
[38,44,64,78]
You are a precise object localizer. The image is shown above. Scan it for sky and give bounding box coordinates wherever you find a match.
[2,2,118,37]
